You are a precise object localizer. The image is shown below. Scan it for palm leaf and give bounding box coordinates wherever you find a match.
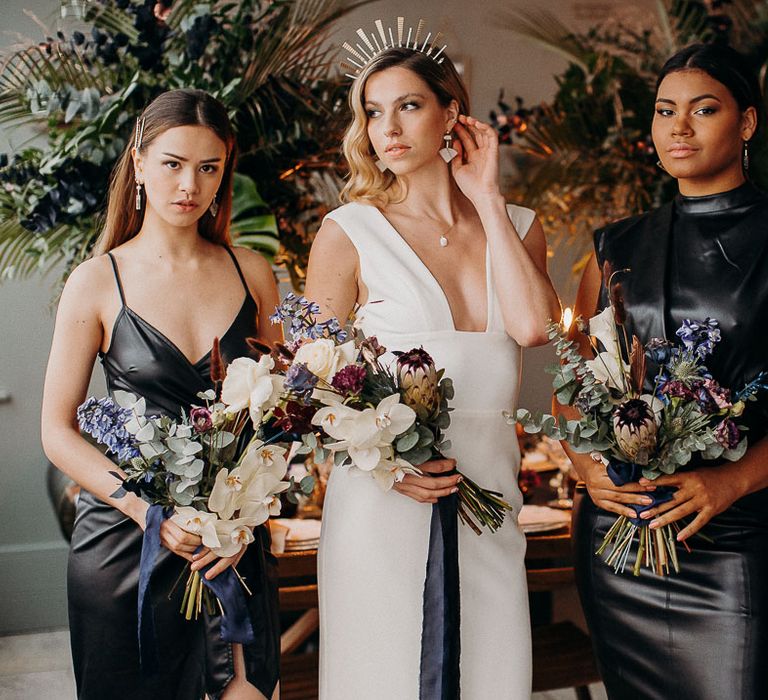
[495,8,591,75]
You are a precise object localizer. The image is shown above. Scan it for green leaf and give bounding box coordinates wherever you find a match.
[396,431,419,452]
[300,475,315,494]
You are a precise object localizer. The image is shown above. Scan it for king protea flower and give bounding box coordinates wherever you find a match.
[613,398,657,463]
[397,348,440,421]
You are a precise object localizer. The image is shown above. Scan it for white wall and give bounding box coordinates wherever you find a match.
[0,0,654,633]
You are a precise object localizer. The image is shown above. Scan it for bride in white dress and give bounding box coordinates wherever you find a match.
[304,33,560,700]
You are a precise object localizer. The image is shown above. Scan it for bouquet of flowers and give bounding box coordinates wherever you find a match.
[268,294,513,534]
[77,341,313,624]
[512,274,766,575]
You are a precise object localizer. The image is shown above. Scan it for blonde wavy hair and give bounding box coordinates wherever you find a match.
[340,47,470,207]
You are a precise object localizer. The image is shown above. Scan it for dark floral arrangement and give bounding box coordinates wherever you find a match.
[493,0,768,261]
[0,0,358,288]
[513,269,768,576]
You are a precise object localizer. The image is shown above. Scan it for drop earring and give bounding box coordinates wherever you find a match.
[135,181,142,210]
[656,159,667,172]
[743,141,750,173]
[209,195,219,218]
[375,158,389,172]
[439,131,458,163]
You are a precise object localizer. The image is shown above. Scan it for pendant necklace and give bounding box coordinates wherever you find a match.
[439,219,458,248]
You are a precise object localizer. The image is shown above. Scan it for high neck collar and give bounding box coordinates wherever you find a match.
[675,181,761,215]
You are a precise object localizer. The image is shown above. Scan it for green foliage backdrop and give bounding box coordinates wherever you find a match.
[495,0,768,270]
[0,0,363,289]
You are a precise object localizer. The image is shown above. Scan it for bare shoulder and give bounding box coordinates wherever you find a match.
[230,246,278,303]
[309,217,358,267]
[60,255,116,310]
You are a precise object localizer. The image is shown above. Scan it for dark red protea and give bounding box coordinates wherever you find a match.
[331,364,367,396]
[396,348,440,421]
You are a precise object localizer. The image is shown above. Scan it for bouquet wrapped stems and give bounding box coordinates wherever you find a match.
[595,518,694,576]
[456,475,512,535]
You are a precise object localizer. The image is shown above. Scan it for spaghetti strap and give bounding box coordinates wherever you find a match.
[224,246,250,295]
[106,252,126,307]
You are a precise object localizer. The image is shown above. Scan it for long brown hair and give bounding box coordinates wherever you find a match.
[341,47,470,207]
[93,89,238,255]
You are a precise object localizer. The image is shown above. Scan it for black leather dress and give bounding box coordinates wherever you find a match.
[67,248,280,699]
[574,182,768,700]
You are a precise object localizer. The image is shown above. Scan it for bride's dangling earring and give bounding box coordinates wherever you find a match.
[135,181,143,210]
[439,130,458,163]
[209,195,219,218]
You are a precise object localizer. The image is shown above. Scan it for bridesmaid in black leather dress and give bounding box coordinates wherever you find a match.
[565,45,768,699]
[41,90,282,699]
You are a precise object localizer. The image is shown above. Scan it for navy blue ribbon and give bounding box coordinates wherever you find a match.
[606,460,675,526]
[419,493,461,700]
[138,504,255,675]
[138,504,167,675]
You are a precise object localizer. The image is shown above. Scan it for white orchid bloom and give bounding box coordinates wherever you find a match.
[316,396,415,472]
[372,394,416,442]
[211,518,255,558]
[239,491,284,527]
[171,507,220,549]
[585,352,629,391]
[240,443,288,480]
[208,466,248,520]
[588,306,620,353]
[220,355,284,428]
[312,402,358,440]
[370,458,420,491]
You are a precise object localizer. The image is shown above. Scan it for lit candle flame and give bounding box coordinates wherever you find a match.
[562,307,573,330]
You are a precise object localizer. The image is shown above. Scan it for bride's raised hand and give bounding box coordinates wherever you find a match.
[450,114,501,203]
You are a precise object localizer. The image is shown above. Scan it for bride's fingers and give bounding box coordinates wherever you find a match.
[457,115,488,147]
[453,121,478,153]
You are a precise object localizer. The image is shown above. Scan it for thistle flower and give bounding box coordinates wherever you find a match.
[396,348,440,421]
[613,398,657,463]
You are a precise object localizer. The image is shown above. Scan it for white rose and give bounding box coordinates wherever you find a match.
[220,355,284,428]
[293,339,356,382]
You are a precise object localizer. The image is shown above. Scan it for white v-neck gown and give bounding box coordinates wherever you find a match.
[318,202,534,699]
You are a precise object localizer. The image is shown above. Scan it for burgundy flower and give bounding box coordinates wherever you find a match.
[331,364,367,396]
[273,401,317,435]
[659,380,696,401]
[703,379,732,410]
[714,419,740,449]
[190,407,213,433]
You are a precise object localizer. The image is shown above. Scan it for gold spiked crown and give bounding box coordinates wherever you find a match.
[341,16,447,80]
